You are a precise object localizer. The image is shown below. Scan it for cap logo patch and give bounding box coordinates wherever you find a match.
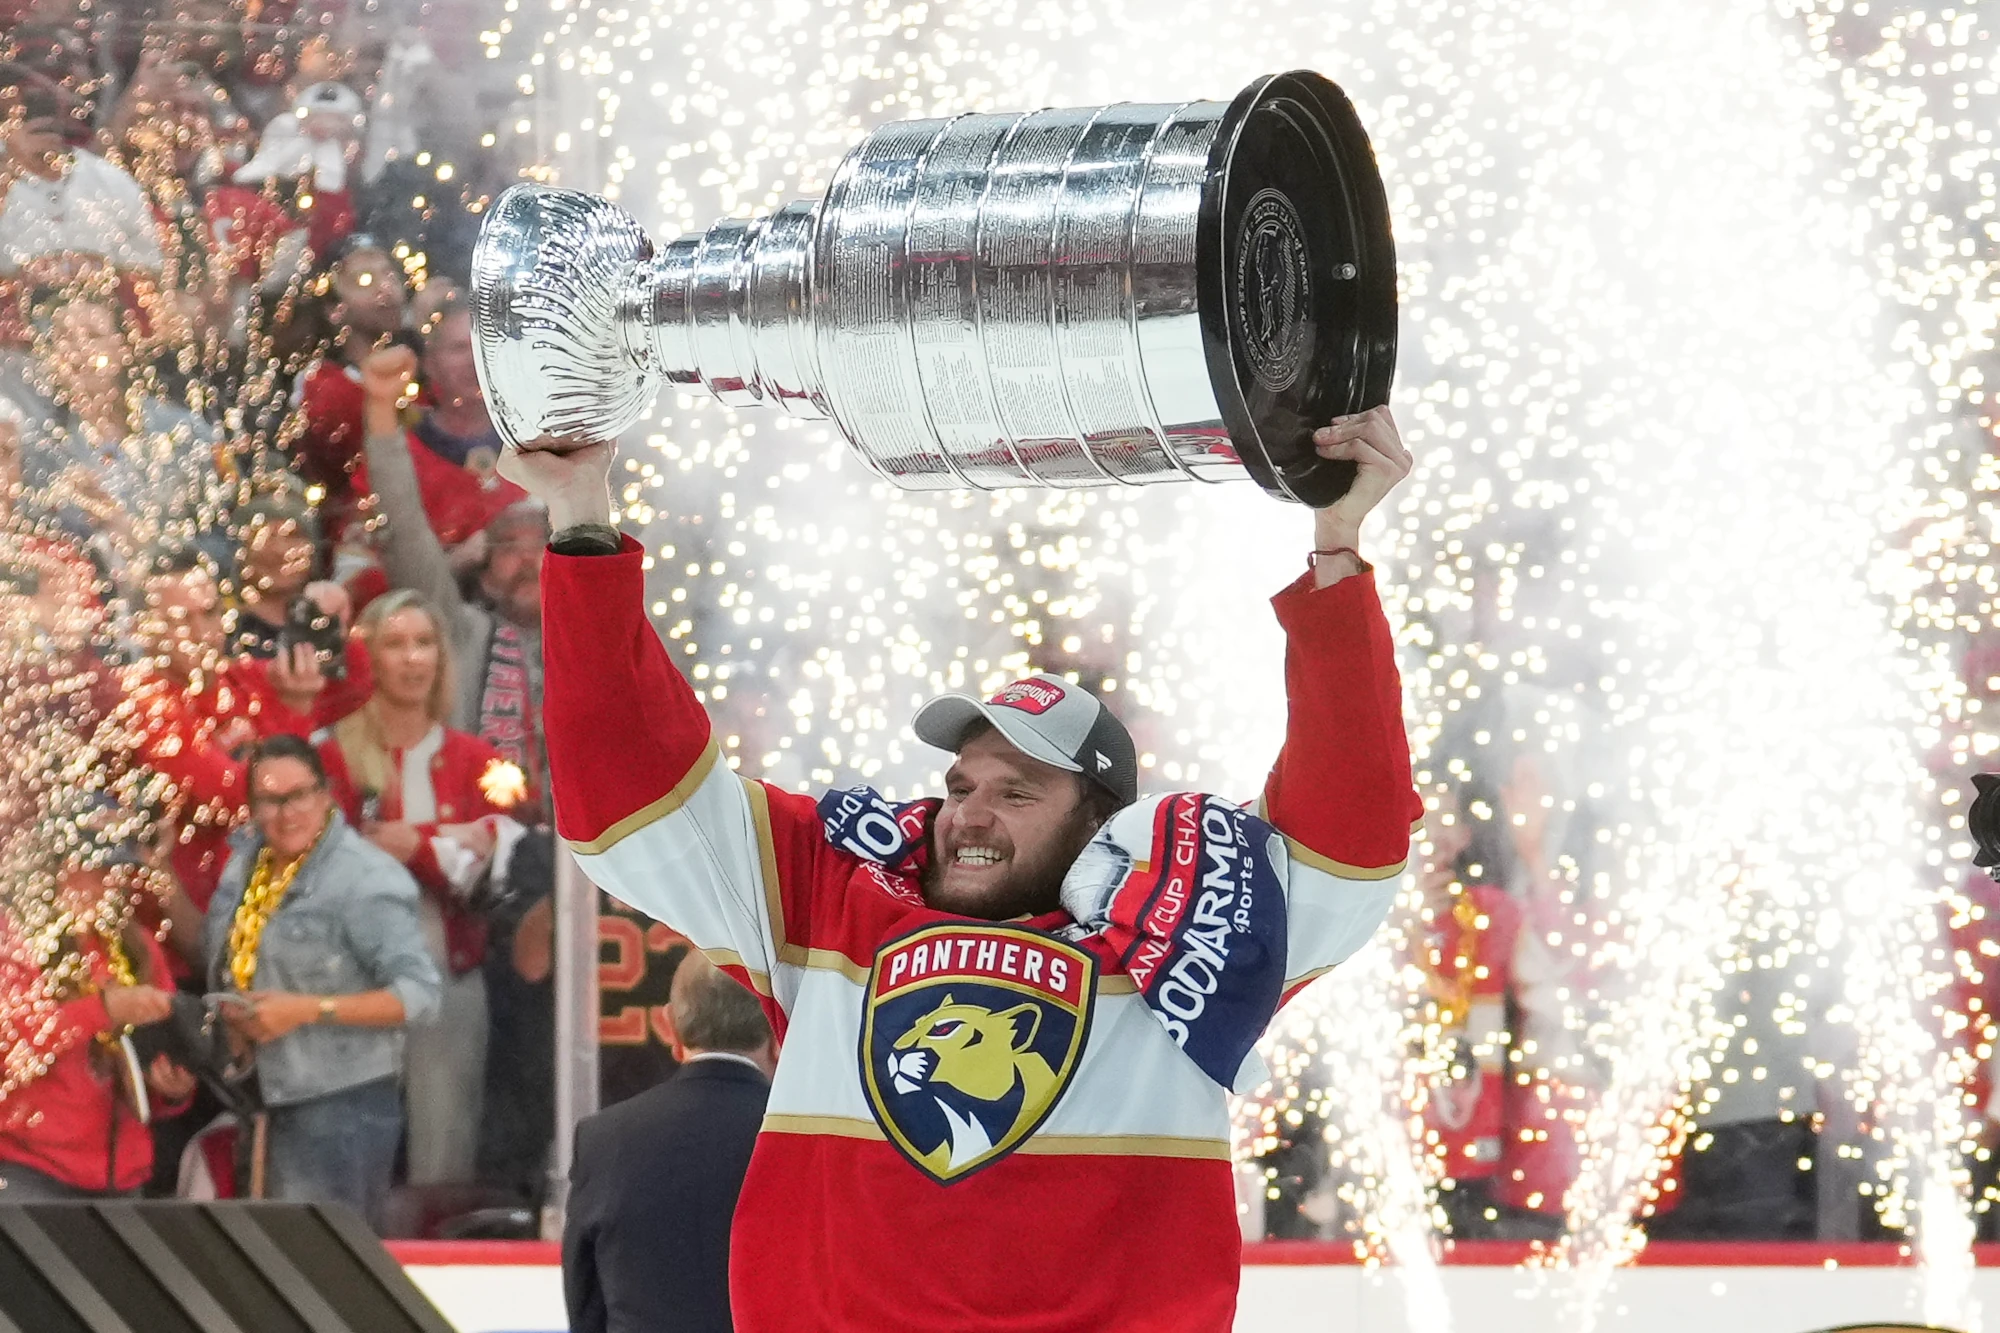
[990,679,1066,715]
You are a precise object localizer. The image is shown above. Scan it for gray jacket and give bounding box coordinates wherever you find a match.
[203,812,442,1107]
[361,426,542,736]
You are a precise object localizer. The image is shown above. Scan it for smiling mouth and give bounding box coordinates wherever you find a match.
[953,847,1004,868]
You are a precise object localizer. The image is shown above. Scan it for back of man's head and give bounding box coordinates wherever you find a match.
[670,950,772,1058]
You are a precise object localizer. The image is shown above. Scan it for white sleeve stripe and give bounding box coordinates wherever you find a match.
[569,750,783,996]
[1282,864,1398,989]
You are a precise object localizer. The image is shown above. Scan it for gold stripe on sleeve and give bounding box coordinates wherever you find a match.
[702,948,775,997]
[1283,834,1408,882]
[1280,963,1336,994]
[565,741,723,855]
[740,778,806,966]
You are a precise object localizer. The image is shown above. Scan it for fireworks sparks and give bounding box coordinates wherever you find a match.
[505,0,2000,1320]
[0,0,1993,1324]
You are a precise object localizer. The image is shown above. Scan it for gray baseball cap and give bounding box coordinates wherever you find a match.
[913,673,1138,807]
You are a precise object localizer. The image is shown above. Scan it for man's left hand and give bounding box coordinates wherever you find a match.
[1309,405,1412,550]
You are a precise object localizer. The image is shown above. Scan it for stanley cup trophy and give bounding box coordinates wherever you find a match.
[470,70,1396,506]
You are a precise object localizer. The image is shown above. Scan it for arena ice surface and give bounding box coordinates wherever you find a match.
[394,1243,2000,1332]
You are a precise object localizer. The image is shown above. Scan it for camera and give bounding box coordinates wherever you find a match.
[276,595,347,681]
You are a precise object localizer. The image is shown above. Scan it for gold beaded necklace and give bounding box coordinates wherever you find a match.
[1421,886,1484,1033]
[226,818,329,991]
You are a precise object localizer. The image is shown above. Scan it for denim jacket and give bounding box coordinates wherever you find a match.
[203,811,442,1108]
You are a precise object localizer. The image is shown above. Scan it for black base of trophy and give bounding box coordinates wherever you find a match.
[1198,70,1399,508]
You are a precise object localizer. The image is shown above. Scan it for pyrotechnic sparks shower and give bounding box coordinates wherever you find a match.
[499,0,1999,1319]
[0,0,1949,1320]
[493,0,1994,1282]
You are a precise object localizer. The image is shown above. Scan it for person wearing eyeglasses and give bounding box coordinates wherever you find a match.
[200,733,441,1229]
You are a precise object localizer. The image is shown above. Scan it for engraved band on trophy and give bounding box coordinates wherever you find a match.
[470,70,1396,505]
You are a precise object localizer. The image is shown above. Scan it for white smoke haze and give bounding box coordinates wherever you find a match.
[522,0,1987,1325]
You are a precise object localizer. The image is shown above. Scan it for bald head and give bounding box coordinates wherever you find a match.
[669,950,773,1058]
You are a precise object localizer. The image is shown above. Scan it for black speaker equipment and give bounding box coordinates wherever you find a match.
[0,1201,455,1333]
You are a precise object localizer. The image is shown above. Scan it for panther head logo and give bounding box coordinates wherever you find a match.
[884,995,1057,1175]
[862,926,1095,1184]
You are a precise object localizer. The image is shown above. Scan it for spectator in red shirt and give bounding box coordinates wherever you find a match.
[410,293,505,475]
[287,234,409,530]
[1414,778,1524,1238]
[0,834,195,1199]
[109,55,307,382]
[318,588,525,1186]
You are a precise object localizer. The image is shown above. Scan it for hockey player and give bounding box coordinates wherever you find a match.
[503,407,1420,1333]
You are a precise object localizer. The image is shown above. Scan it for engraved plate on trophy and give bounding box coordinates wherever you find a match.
[469,70,1397,506]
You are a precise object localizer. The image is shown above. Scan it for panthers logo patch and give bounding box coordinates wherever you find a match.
[860,923,1096,1185]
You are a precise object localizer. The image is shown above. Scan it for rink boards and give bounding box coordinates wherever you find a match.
[389,1239,2000,1331]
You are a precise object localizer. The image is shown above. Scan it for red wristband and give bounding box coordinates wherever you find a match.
[1308,547,1372,573]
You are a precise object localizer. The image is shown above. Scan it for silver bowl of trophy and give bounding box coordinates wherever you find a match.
[469,70,1396,506]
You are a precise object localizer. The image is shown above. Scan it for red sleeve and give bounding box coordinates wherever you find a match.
[545,540,850,997]
[150,729,245,815]
[224,659,315,739]
[232,651,372,739]
[404,837,447,894]
[544,537,714,844]
[1264,570,1423,875]
[290,362,364,495]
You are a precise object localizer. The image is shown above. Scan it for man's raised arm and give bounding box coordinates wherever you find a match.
[1263,407,1426,999]
[499,443,813,1017]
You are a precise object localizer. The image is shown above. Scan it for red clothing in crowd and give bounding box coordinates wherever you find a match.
[1420,883,1519,1182]
[290,359,523,543]
[149,183,296,286]
[197,183,297,283]
[0,924,186,1193]
[121,647,371,918]
[318,722,518,975]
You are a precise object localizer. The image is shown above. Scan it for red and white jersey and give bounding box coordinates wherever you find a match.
[543,540,1422,1333]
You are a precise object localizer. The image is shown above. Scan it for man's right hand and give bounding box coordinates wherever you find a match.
[496,439,617,534]
[360,344,419,438]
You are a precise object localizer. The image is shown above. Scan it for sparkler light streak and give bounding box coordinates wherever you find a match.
[508,0,1990,1322]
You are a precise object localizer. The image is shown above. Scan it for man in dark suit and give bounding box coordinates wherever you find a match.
[563,951,775,1333]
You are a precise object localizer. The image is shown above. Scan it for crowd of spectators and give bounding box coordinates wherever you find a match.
[0,0,580,1236]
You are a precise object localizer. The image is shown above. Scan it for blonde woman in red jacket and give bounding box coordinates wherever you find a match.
[315,588,520,1188]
